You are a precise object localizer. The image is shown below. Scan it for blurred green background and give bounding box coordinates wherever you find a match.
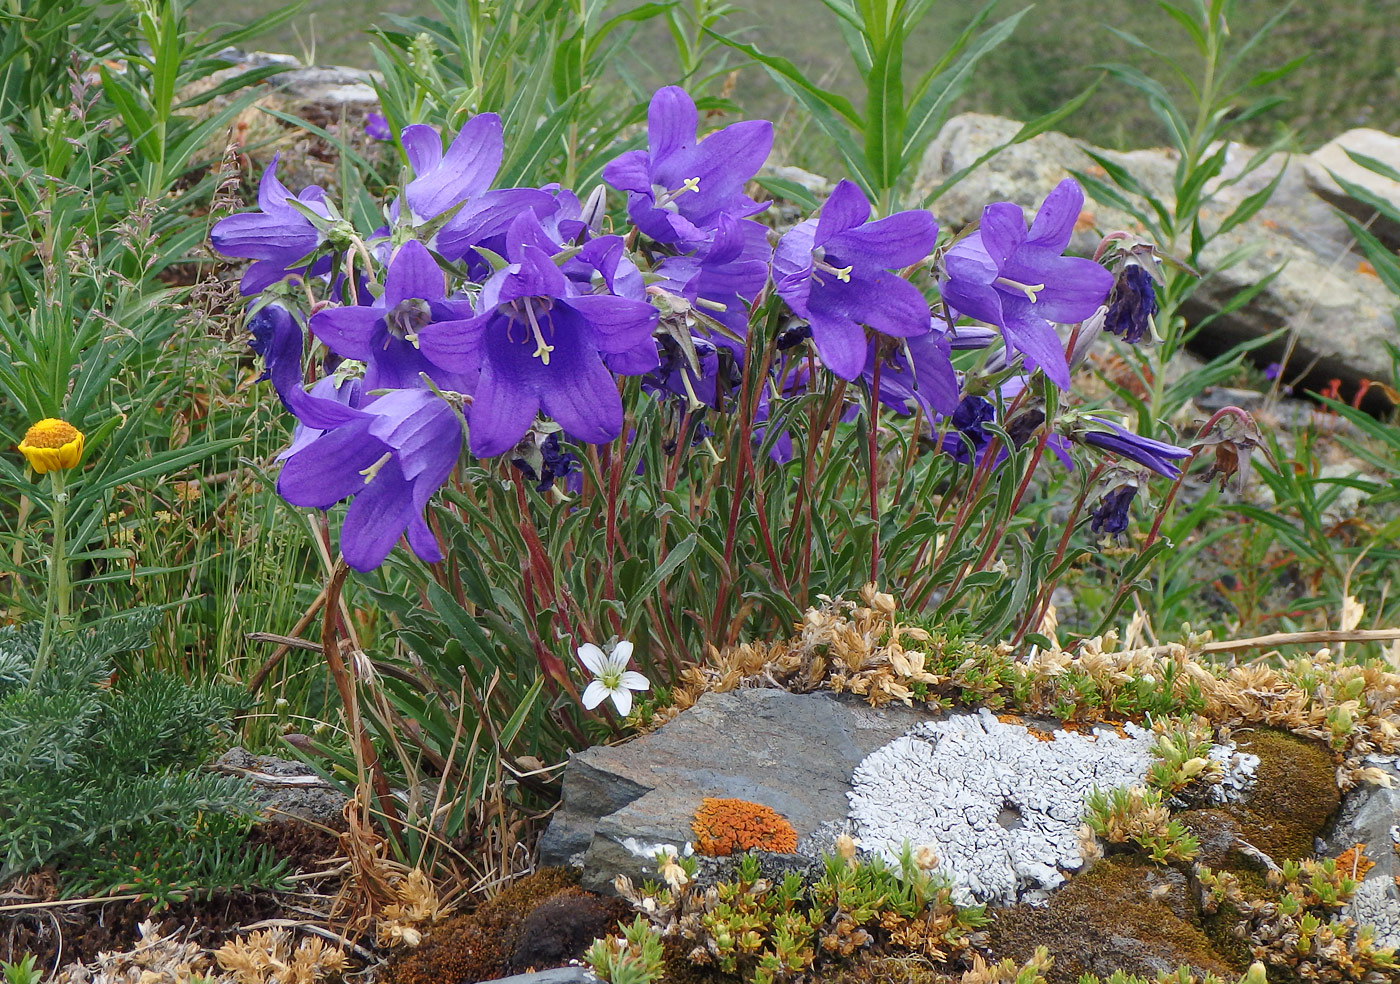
[193,1,1397,153]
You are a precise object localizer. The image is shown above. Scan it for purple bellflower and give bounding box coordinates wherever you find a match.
[210,156,331,296]
[941,179,1113,388]
[773,180,938,381]
[393,115,555,263]
[1103,263,1157,344]
[655,214,772,340]
[309,239,477,392]
[602,86,772,247]
[859,331,960,418]
[416,214,660,457]
[277,388,462,572]
[1077,416,1192,479]
[249,304,368,432]
[364,112,391,141]
[1089,483,1138,536]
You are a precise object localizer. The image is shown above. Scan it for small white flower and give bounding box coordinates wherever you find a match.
[578,640,650,717]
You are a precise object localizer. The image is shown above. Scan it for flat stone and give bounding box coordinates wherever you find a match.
[1303,128,1400,251]
[537,688,926,892]
[213,747,347,826]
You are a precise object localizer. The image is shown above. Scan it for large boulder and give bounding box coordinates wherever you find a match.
[914,114,1400,407]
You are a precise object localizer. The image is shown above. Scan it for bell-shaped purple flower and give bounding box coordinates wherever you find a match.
[416,214,660,457]
[1076,416,1192,479]
[392,115,555,263]
[249,303,369,431]
[859,331,960,418]
[210,156,331,295]
[773,180,938,381]
[277,388,462,571]
[309,240,476,392]
[364,112,391,142]
[941,179,1113,389]
[655,215,772,339]
[602,86,772,247]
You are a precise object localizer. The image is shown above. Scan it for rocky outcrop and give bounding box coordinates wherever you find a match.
[915,114,1400,408]
[538,688,927,893]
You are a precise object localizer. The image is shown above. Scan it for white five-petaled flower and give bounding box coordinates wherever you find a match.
[578,640,650,717]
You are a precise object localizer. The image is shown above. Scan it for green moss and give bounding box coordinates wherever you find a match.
[1228,730,1340,863]
[986,856,1241,984]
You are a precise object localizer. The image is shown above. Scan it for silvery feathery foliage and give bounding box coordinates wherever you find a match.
[0,611,259,886]
[847,709,1255,906]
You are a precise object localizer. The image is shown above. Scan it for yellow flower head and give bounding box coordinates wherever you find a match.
[18,418,84,474]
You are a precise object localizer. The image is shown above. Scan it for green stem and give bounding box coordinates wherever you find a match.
[32,469,69,688]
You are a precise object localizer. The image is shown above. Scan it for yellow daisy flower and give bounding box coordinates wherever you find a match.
[18,418,84,474]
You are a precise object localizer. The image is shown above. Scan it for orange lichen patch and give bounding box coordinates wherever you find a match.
[996,713,1024,726]
[1358,259,1378,278]
[1335,844,1376,880]
[1027,726,1056,743]
[1074,210,1096,233]
[691,797,798,857]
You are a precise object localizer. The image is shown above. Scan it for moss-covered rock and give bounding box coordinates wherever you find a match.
[986,855,1241,984]
[1227,729,1340,864]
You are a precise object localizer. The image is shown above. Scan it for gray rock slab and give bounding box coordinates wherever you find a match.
[214,747,347,826]
[472,968,597,984]
[538,688,926,893]
[1320,756,1400,950]
[914,113,1400,404]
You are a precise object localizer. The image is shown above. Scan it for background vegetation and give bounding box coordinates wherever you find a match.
[199,0,1400,152]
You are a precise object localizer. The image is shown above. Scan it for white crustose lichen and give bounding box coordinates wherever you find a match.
[847,709,1256,906]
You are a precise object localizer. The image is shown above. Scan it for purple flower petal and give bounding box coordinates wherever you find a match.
[814,180,871,244]
[468,359,541,457]
[384,240,446,307]
[826,209,937,270]
[1026,178,1083,252]
[340,459,419,571]
[277,420,383,508]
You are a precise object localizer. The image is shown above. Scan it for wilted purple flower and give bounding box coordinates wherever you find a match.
[309,239,476,392]
[416,214,660,457]
[655,215,772,339]
[1089,483,1138,536]
[277,388,462,571]
[1077,417,1192,479]
[1103,263,1157,344]
[941,179,1113,388]
[643,333,735,411]
[942,395,996,462]
[602,86,772,247]
[210,156,331,295]
[773,180,938,381]
[512,430,581,495]
[365,112,391,141]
